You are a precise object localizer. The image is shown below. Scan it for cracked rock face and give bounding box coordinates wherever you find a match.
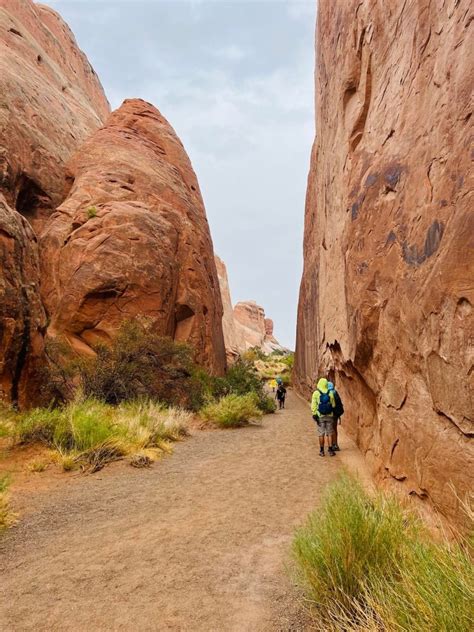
[295,0,473,526]
[41,100,226,375]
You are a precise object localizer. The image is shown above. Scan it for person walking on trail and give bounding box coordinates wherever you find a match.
[328,381,344,451]
[269,378,277,393]
[276,376,283,386]
[311,377,336,456]
[276,383,287,409]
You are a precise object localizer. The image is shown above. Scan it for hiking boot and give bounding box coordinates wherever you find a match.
[332,444,340,451]
[319,449,325,457]
[328,447,336,456]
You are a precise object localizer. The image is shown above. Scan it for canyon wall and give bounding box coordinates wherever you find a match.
[0,0,109,406]
[215,256,286,359]
[1,1,226,405]
[295,0,473,526]
[41,99,226,374]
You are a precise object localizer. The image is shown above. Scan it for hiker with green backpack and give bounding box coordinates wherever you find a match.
[311,377,337,457]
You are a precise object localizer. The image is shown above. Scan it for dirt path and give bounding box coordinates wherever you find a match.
[0,392,346,631]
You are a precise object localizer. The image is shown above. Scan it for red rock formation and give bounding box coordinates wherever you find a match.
[295,0,473,526]
[233,301,286,355]
[0,0,109,234]
[0,0,109,406]
[0,194,46,406]
[215,255,244,362]
[41,100,226,374]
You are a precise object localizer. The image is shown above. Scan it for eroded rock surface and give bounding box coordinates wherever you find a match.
[41,100,226,374]
[0,0,109,234]
[0,0,109,405]
[0,194,46,407]
[295,0,473,526]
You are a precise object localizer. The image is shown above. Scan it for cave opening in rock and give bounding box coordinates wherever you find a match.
[15,174,52,225]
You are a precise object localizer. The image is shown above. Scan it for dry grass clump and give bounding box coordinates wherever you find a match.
[27,458,49,473]
[0,475,15,530]
[201,393,263,428]
[293,473,474,632]
[13,398,191,472]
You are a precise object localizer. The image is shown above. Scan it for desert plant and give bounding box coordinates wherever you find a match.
[86,205,97,219]
[201,393,263,428]
[76,320,196,407]
[28,459,48,473]
[258,395,277,414]
[0,475,14,530]
[14,397,191,472]
[293,473,474,631]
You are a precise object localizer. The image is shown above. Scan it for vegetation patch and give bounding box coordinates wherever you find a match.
[13,398,192,472]
[201,393,263,428]
[0,475,15,530]
[293,473,474,632]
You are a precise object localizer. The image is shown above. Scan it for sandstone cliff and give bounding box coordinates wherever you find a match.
[0,0,110,233]
[41,100,226,374]
[0,0,109,406]
[295,0,473,526]
[215,257,286,359]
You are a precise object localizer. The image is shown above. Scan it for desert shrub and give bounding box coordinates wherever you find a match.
[201,393,263,428]
[14,397,191,472]
[75,320,197,407]
[86,205,97,219]
[293,473,474,631]
[258,395,277,414]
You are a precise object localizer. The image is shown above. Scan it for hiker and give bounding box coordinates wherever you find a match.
[311,377,336,456]
[276,383,287,409]
[269,378,277,393]
[328,381,344,451]
[276,376,283,386]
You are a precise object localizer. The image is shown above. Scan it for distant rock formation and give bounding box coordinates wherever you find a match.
[215,256,286,360]
[41,99,226,374]
[295,0,473,527]
[0,2,226,406]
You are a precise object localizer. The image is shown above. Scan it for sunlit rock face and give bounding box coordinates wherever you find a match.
[41,100,227,375]
[295,0,473,527]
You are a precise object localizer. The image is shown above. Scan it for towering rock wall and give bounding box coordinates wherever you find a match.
[295,0,473,526]
[41,99,227,375]
[1,1,226,406]
[0,0,109,406]
[215,255,245,361]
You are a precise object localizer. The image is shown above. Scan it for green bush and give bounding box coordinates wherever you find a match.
[258,395,277,414]
[75,320,197,407]
[293,473,474,631]
[201,393,263,428]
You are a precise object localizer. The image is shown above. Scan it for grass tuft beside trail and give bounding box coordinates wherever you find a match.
[293,473,474,632]
[12,398,191,472]
[201,393,263,428]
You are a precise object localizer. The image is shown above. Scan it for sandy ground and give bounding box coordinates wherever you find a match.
[0,391,360,632]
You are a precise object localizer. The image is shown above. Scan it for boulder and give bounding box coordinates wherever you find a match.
[41,100,226,374]
[295,0,473,527]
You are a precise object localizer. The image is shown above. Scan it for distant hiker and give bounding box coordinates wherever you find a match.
[311,378,336,456]
[276,383,287,409]
[328,381,344,451]
[276,376,283,386]
[269,378,277,393]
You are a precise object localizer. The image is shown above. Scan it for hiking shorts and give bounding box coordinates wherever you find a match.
[315,414,334,436]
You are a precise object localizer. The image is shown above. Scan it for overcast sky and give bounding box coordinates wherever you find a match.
[48,0,316,349]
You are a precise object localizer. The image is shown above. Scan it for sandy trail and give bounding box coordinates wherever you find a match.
[0,392,343,631]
